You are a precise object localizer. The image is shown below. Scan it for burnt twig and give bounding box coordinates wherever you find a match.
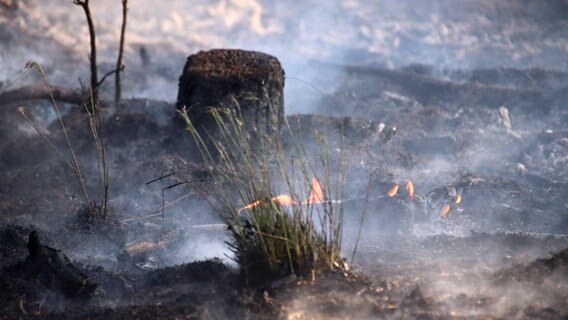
[146,170,177,185]
[119,191,193,224]
[97,65,124,89]
[161,181,190,219]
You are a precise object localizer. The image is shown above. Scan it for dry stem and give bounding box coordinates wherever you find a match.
[74,0,99,106]
[115,0,128,106]
[24,61,91,206]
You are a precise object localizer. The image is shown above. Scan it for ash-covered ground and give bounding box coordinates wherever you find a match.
[1,0,568,319]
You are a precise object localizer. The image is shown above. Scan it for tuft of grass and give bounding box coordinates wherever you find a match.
[13,0,129,234]
[17,60,110,219]
[178,98,346,285]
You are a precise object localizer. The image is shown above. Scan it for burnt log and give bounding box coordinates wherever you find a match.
[176,49,285,156]
[0,84,85,106]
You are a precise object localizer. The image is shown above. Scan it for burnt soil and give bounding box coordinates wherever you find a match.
[1,66,567,318]
[2,2,568,320]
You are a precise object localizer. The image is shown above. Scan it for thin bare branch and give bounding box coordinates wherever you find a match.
[115,0,128,106]
[74,0,99,106]
[97,65,124,88]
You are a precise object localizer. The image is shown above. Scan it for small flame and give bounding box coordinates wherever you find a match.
[439,204,451,218]
[387,184,399,197]
[272,194,296,206]
[406,180,415,200]
[239,194,297,212]
[240,200,263,212]
[455,194,462,204]
[306,177,324,204]
[239,177,322,212]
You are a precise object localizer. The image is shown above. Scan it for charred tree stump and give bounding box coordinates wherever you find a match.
[24,231,96,298]
[176,49,285,158]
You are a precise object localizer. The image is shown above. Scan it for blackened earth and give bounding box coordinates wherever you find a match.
[1,1,568,319]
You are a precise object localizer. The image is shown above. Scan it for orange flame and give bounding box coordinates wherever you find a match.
[239,194,297,212]
[406,180,415,200]
[306,177,324,204]
[240,199,263,212]
[455,194,462,204]
[439,204,451,218]
[239,177,323,212]
[272,194,296,206]
[387,184,399,197]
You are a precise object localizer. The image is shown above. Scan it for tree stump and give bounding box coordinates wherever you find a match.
[25,231,97,298]
[176,49,285,158]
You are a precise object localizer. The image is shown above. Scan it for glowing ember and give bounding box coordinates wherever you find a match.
[406,180,415,200]
[306,177,324,204]
[455,194,462,204]
[439,204,451,218]
[387,184,399,197]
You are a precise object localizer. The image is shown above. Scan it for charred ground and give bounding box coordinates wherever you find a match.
[1,1,568,319]
[1,64,567,318]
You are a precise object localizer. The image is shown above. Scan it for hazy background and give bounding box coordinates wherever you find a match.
[2,0,567,112]
[1,1,567,317]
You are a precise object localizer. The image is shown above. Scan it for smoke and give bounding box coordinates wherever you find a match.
[1,1,567,317]
[2,0,562,231]
[7,0,566,106]
[176,232,232,265]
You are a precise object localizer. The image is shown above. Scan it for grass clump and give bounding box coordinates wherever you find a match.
[17,61,110,221]
[231,191,338,283]
[179,99,346,285]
